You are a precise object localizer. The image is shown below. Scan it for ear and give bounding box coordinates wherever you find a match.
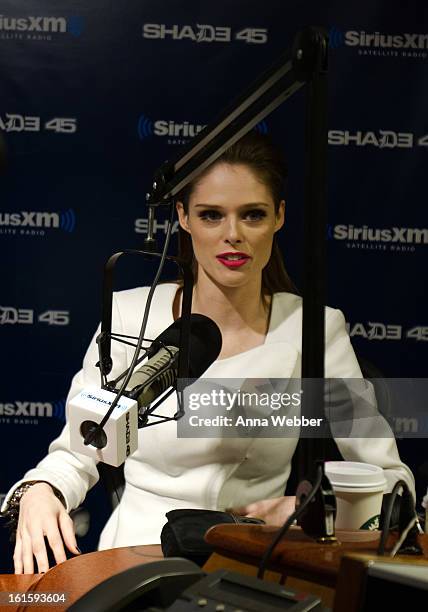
[274,200,285,232]
[176,201,191,234]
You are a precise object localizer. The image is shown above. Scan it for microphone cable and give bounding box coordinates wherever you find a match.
[257,464,323,579]
[83,201,175,448]
[378,479,422,557]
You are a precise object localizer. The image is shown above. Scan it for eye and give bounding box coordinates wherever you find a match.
[198,209,222,222]
[244,209,267,221]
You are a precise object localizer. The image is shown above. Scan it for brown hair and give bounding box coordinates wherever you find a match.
[176,130,297,296]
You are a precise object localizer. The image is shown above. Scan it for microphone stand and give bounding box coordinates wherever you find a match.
[89,26,335,542]
[143,27,332,539]
[96,248,194,425]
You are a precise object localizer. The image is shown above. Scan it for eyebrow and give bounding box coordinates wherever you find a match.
[194,202,270,208]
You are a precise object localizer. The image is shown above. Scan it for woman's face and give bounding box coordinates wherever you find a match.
[176,163,284,289]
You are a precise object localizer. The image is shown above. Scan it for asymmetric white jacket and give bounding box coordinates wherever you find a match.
[1,284,415,548]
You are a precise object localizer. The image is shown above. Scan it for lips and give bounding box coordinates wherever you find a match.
[216,252,251,268]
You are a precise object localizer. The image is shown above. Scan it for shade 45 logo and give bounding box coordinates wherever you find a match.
[328,130,428,149]
[347,322,428,342]
[0,307,70,326]
[0,114,77,133]
[142,23,268,44]
[135,218,180,235]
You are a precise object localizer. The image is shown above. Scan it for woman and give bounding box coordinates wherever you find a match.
[2,132,415,574]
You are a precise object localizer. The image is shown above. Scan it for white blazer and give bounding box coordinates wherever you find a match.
[2,284,415,548]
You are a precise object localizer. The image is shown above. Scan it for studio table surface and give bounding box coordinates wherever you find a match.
[1,529,428,610]
[204,524,428,586]
[0,545,164,611]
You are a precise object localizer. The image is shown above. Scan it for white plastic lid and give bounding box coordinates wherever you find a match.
[325,461,387,492]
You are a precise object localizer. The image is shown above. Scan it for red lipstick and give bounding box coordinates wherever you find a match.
[216,251,250,268]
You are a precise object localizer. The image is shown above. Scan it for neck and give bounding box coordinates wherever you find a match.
[192,269,270,333]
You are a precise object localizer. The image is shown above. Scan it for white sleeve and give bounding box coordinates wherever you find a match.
[1,293,129,513]
[324,308,415,498]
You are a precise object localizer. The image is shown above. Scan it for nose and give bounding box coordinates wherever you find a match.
[224,215,243,245]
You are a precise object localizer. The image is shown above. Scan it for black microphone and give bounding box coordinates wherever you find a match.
[123,314,222,407]
[69,314,222,466]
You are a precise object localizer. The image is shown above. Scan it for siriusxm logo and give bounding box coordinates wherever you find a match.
[329,27,428,50]
[0,209,76,232]
[329,225,428,245]
[393,417,419,435]
[138,115,205,140]
[329,27,345,49]
[81,392,130,412]
[125,412,131,457]
[138,114,268,142]
[329,27,428,58]
[0,400,65,421]
[0,15,84,36]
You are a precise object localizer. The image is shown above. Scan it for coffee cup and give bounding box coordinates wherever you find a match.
[325,461,387,530]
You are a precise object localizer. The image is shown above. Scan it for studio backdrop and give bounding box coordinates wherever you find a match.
[1,0,427,571]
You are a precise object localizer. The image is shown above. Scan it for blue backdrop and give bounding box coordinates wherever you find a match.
[1,0,427,572]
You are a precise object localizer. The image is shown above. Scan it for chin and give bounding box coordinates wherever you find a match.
[209,269,257,290]
[197,261,263,290]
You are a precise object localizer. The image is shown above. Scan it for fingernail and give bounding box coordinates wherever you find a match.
[76,546,82,554]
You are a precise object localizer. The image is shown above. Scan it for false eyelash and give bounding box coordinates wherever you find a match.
[246,209,267,220]
[198,209,268,221]
[198,210,221,220]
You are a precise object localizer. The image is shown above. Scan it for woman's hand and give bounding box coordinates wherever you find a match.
[229,496,296,527]
[14,482,81,574]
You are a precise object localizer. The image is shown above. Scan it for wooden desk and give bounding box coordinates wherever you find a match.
[205,525,428,587]
[0,546,331,611]
[205,525,428,609]
[0,545,163,611]
[1,531,427,611]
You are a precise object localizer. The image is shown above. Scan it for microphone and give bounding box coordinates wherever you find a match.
[122,314,222,407]
[69,314,222,466]
[123,344,179,406]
